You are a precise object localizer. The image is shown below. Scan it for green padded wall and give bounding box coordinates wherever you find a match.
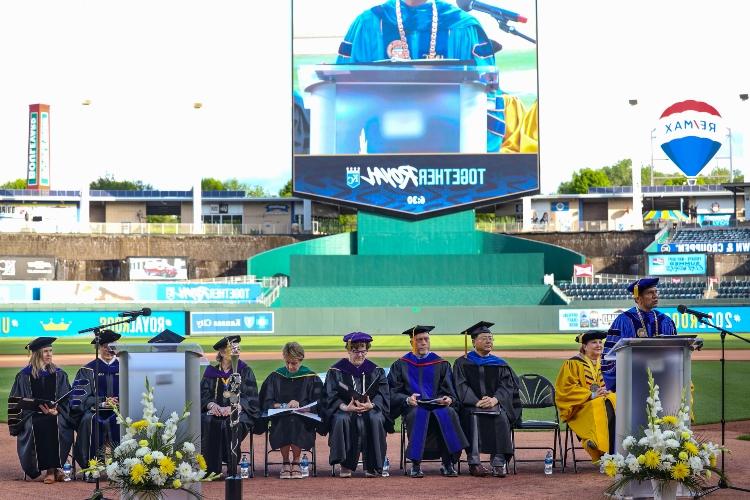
[248,232,355,278]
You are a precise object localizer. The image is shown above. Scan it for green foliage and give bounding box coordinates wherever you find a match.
[601,159,633,186]
[146,215,180,223]
[738,434,750,441]
[201,177,225,191]
[278,179,293,197]
[0,178,28,189]
[558,167,611,194]
[200,177,269,197]
[90,174,153,191]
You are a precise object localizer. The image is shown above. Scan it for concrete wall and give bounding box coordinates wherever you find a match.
[105,202,146,223]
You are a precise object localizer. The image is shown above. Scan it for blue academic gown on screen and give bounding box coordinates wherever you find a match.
[336,0,507,152]
[602,307,677,391]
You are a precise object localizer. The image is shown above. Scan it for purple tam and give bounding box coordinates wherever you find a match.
[343,332,373,344]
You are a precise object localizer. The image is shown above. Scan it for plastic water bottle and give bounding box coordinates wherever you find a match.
[382,456,390,477]
[62,462,72,482]
[239,454,250,479]
[544,450,553,475]
[300,453,309,477]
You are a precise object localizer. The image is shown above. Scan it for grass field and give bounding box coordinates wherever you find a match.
[1,333,748,355]
[0,357,747,426]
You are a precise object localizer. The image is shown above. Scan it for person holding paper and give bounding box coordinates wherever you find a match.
[200,335,260,476]
[601,277,677,391]
[453,322,521,477]
[555,330,616,462]
[322,332,390,478]
[9,337,74,483]
[71,329,122,473]
[388,325,468,478]
[259,342,323,479]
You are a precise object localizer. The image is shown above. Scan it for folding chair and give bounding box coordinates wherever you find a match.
[399,418,450,475]
[511,373,563,473]
[562,423,585,473]
[263,428,317,478]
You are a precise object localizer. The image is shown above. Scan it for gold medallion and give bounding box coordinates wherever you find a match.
[387,40,410,60]
[636,328,648,338]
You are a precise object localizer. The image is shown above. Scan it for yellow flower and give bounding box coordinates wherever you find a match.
[143,454,154,465]
[604,460,618,477]
[644,450,661,469]
[709,454,717,468]
[131,420,148,431]
[159,456,176,476]
[681,431,691,440]
[130,463,147,484]
[196,453,207,471]
[172,479,182,489]
[88,459,99,468]
[637,455,646,464]
[661,415,678,426]
[706,470,712,479]
[175,451,183,460]
[684,442,699,456]
[138,439,149,447]
[671,461,690,481]
[678,451,688,461]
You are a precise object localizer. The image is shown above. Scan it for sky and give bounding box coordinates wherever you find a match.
[1,0,748,195]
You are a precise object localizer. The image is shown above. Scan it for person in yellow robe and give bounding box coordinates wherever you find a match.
[554,330,616,462]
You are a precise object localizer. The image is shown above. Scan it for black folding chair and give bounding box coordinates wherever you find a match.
[562,423,585,473]
[263,427,317,477]
[511,373,563,473]
[399,417,449,475]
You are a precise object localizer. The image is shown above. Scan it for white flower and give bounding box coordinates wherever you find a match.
[178,462,193,480]
[151,451,165,461]
[625,454,641,473]
[689,456,704,472]
[622,436,637,450]
[136,447,150,457]
[150,467,166,486]
[182,442,196,453]
[664,439,680,449]
[105,461,120,479]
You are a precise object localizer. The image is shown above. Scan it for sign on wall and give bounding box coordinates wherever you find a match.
[647,254,707,276]
[128,257,188,281]
[0,310,185,338]
[559,306,749,333]
[190,311,274,335]
[0,257,55,280]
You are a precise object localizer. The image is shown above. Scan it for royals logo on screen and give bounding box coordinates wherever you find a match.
[656,100,724,177]
[346,167,360,189]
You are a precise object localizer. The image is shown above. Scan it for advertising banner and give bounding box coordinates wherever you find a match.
[647,254,706,276]
[0,257,56,280]
[156,283,262,302]
[573,264,594,278]
[559,306,750,333]
[0,310,185,338]
[128,257,188,281]
[658,242,750,254]
[190,311,274,335]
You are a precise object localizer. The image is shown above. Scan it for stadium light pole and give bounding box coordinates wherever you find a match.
[192,102,204,235]
[628,99,644,230]
[79,99,92,234]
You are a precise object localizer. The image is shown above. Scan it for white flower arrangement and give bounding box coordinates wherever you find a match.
[82,378,218,500]
[599,369,726,496]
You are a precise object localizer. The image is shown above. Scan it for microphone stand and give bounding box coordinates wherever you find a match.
[495,14,536,44]
[225,340,243,500]
[78,316,137,500]
[692,316,750,496]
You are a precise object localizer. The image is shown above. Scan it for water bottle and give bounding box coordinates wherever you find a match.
[239,454,250,479]
[300,453,309,477]
[544,450,553,475]
[62,462,72,482]
[382,456,390,477]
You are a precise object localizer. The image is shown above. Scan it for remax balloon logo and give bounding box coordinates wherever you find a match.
[657,100,723,177]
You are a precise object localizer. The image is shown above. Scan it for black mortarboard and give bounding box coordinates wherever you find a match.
[401,325,435,338]
[627,277,659,298]
[462,321,495,340]
[575,330,607,344]
[213,335,241,351]
[92,329,121,345]
[147,329,185,344]
[25,337,56,352]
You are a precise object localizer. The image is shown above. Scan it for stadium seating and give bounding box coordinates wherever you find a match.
[670,228,750,244]
[716,279,750,298]
[557,281,706,301]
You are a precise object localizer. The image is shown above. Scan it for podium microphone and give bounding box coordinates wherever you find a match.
[677,304,712,320]
[118,307,152,318]
[457,0,528,23]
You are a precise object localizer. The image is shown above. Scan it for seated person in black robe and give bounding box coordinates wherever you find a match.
[259,341,323,479]
[71,329,122,473]
[8,337,74,483]
[200,335,260,476]
[322,332,390,478]
[453,321,522,477]
[388,325,468,478]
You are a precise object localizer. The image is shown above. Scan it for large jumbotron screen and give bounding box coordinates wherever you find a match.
[292,0,539,219]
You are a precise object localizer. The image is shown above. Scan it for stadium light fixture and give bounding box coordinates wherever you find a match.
[740,94,748,102]
[82,99,92,106]
[628,99,638,106]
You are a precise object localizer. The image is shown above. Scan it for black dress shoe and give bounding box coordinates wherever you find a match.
[492,460,507,478]
[440,462,458,477]
[409,462,424,478]
[469,464,490,477]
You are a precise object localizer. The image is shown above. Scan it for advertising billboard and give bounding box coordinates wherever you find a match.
[0,310,186,338]
[292,0,539,218]
[27,104,51,189]
[559,306,749,333]
[647,254,707,276]
[190,312,274,335]
[0,257,56,280]
[128,257,188,281]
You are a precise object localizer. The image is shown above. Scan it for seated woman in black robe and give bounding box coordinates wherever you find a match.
[8,337,74,483]
[200,335,260,476]
[259,342,323,479]
[322,332,390,478]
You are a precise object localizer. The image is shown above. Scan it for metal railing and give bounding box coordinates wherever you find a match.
[0,221,295,235]
[477,219,613,233]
